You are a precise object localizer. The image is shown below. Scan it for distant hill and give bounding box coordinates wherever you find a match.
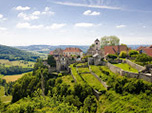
[15,45,90,54]
[14,44,151,54]
[0,44,39,61]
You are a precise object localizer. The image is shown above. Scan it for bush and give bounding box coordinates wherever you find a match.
[129,50,139,57]
[135,54,152,62]
[107,54,117,59]
[119,51,127,58]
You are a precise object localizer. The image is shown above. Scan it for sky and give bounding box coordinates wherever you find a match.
[0,0,152,46]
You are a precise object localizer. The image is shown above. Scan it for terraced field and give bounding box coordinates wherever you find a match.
[113,63,138,73]
[70,63,106,92]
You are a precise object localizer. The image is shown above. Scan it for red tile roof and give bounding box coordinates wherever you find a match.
[104,45,128,55]
[49,51,54,55]
[143,48,152,57]
[136,46,145,51]
[63,48,82,53]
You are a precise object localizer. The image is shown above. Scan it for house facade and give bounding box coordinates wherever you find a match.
[63,47,83,57]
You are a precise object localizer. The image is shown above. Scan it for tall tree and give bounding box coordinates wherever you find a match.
[100,36,120,48]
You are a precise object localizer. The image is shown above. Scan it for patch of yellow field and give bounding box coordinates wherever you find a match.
[2,74,24,83]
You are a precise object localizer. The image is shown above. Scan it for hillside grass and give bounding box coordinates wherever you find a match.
[113,63,138,73]
[61,75,75,90]
[90,65,116,82]
[0,86,12,103]
[80,73,105,91]
[2,72,30,83]
[0,59,35,68]
[70,64,84,84]
[77,67,90,73]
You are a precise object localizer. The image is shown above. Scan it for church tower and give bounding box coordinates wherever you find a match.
[94,39,100,53]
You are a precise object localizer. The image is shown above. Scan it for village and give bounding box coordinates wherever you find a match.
[45,38,152,83]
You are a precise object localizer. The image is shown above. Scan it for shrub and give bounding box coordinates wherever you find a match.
[119,51,127,58]
[135,54,152,62]
[129,50,139,57]
[107,54,117,59]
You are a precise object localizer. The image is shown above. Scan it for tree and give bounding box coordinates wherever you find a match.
[100,36,120,48]
[47,55,56,67]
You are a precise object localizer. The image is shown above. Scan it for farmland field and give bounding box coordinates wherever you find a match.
[0,59,35,68]
[2,72,30,83]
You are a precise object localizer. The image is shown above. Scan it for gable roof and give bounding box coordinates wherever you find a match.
[104,45,128,55]
[143,48,152,57]
[63,48,82,53]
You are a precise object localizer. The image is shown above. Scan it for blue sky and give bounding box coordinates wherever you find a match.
[0,0,152,46]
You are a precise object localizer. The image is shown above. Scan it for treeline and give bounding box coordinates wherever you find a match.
[0,59,98,113]
[0,65,33,75]
[0,45,39,61]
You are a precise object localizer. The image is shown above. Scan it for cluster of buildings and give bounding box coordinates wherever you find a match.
[48,39,152,72]
[49,47,83,72]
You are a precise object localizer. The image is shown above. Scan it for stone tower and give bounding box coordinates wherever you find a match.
[94,39,100,53]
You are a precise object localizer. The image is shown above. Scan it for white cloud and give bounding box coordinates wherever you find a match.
[16,22,43,29]
[54,2,121,10]
[17,7,54,21]
[0,27,7,31]
[0,14,3,18]
[18,12,39,20]
[42,7,55,15]
[116,25,126,28]
[15,6,30,11]
[83,10,100,16]
[0,14,7,21]
[75,23,94,27]
[32,11,41,15]
[46,23,66,30]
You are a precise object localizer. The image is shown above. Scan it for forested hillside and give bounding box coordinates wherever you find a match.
[0,58,152,113]
[0,45,39,61]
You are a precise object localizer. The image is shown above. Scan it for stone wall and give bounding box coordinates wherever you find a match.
[139,73,152,82]
[106,62,152,82]
[124,59,145,71]
[106,62,122,75]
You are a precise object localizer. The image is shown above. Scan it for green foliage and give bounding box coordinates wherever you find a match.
[119,51,127,58]
[47,55,56,67]
[101,36,120,48]
[135,53,152,62]
[82,95,97,113]
[129,50,139,57]
[107,54,117,59]
[0,45,39,61]
[0,65,33,75]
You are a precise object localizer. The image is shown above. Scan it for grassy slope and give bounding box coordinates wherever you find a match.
[61,75,75,90]
[0,59,34,68]
[113,63,138,73]
[0,86,12,103]
[80,73,105,91]
[70,64,84,84]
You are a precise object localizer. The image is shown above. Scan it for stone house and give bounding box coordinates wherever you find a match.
[63,47,83,57]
